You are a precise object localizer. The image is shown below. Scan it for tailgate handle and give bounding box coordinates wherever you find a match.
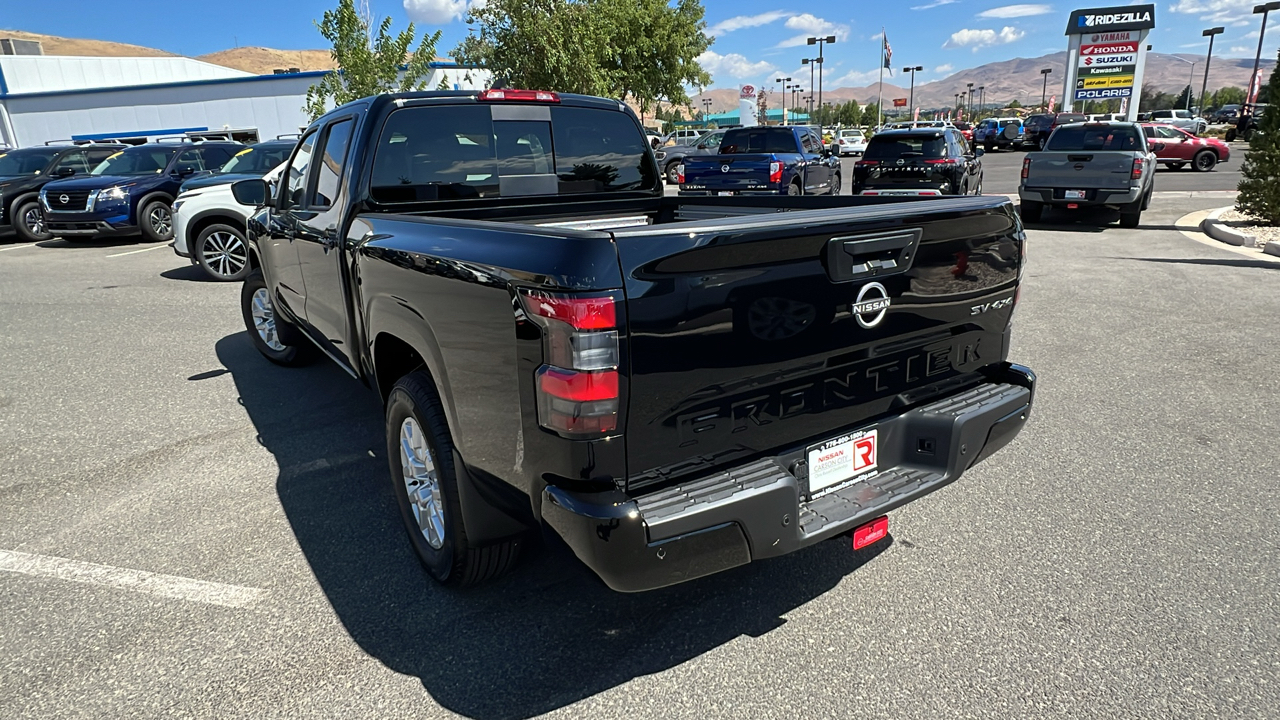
[1067,155,1093,162]
[826,229,922,283]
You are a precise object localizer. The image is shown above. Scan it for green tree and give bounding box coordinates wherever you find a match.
[455,0,711,109]
[1007,98,1022,109]
[863,102,880,127]
[1237,51,1280,224]
[1173,84,1192,111]
[304,0,441,120]
[1211,86,1246,108]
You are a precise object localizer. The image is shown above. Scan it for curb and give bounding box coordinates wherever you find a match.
[1200,207,1256,248]
[1267,240,1280,258]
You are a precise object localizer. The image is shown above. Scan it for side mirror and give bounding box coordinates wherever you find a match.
[55,166,77,178]
[231,178,269,207]
[975,148,985,158]
[174,166,197,178]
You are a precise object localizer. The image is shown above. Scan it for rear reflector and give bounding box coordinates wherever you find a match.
[1067,203,1079,209]
[478,89,560,103]
[853,516,889,550]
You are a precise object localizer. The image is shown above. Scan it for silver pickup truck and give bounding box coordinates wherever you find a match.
[1018,122,1158,228]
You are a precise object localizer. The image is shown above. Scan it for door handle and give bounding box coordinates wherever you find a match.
[321,227,340,251]
[826,229,923,283]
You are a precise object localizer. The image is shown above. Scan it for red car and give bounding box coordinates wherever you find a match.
[953,121,974,143]
[1140,123,1230,172]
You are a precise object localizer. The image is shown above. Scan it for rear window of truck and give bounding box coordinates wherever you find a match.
[718,128,797,154]
[863,133,947,160]
[1046,125,1143,152]
[370,104,654,202]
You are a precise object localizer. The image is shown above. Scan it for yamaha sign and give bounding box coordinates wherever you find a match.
[1062,4,1155,117]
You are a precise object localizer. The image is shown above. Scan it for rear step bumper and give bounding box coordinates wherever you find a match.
[541,362,1036,592]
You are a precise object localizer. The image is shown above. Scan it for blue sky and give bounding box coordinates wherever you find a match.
[6,0,1280,88]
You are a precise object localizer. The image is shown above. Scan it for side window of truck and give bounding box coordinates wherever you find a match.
[312,118,355,208]
[284,131,318,209]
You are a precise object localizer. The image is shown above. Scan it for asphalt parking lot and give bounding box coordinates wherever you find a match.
[2,189,1278,718]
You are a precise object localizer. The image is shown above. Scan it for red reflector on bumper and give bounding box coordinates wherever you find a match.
[852,516,889,550]
[1066,203,1079,209]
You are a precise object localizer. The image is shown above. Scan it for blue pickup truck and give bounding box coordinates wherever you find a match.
[679,126,842,196]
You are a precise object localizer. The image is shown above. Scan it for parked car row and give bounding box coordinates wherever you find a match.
[0,136,297,281]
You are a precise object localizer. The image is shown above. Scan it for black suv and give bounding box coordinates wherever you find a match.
[0,143,125,241]
[41,141,242,241]
[1024,112,1088,150]
[852,127,984,196]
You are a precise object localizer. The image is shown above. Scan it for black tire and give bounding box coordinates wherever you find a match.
[984,139,995,153]
[12,199,50,242]
[1193,151,1218,172]
[240,269,313,366]
[1168,162,1185,171]
[1224,129,1236,142]
[386,371,522,587]
[1119,203,1142,228]
[1020,200,1044,223]
[195,223,252,282]
[665,162,681,185]
[787,180,803,196]
[829,173,841,196]
[139,198,174,242]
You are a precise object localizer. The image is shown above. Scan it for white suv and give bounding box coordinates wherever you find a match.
[173,163,283,281]
[1147,109,1208,135]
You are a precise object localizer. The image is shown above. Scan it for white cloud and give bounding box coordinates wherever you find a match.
[943,26,1027,51]
[911,0,958,9]
[403,0,475,24]
[977,4,1053,18]
[934,63,955,74]
[1169,0,1256,24]
[709,10,790,35]
[830,68,883,86]
[776,13,851,47]
[697,51,779,80]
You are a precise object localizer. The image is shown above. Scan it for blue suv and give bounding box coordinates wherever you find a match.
[41,141,241,241]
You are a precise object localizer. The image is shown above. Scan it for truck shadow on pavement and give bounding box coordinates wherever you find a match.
[216,332,889,720]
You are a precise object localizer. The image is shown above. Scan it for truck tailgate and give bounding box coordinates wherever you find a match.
[683,154,775,191]
[1027,151,1134,189]
[612,196,1024,491]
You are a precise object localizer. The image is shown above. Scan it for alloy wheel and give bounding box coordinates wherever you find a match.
[149,206,172,237]
[202,231,248,278]
[399,417,446,550]
[250,287,285,351]
[22,206,46,237]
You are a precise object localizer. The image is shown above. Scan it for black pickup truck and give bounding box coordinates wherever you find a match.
[230,89,1036,592]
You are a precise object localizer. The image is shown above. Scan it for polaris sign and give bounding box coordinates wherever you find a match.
[1066,5,1156,33]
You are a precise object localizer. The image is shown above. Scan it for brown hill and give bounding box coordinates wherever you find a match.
[196,47,336,75]
[0,29,177,58]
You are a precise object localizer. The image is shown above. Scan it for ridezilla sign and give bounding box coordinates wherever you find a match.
[1061,4,1155,118]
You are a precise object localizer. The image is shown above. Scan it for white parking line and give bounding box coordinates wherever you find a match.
[0,549,267,609]
[0,242,39,252]
[105,244,171,258]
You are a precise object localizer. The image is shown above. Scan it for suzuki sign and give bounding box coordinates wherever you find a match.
[1062,4,1155,118]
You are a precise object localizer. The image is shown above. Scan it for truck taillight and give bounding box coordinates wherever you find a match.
[1021,157,1031,180]
[676,164,685,184]
[519,289,621,437]
[855,159,880,167]
[1131,157,1144,180]
[769,161,783,184]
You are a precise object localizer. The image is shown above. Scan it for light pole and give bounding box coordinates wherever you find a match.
[1200,28,1225,114]
[1039,68,1052,112]
[1248,3,1280,111]
[775,76,791,124]
[955,93,962,119]
[700,98,712,125]
[966,82,974,115]
[802,58,820,116]
[807,35,838,112]
[978,85,985,118]
[903,66,924,119]
[1169,55,1198,111]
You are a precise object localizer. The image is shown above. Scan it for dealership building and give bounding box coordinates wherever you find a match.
[0,54,488,147]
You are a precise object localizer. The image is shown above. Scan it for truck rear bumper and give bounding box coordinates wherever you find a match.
[541,362,1036,592]
[1019,186,1141,208]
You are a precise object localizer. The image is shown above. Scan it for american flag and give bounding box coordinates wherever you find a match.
[883,33,893,74]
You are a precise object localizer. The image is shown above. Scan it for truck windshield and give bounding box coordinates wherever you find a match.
[91,147,179,176]
[0,148,59,176]
[718,128,797,154]
[863,134,947,160]
[1046,125,1142,152]
[370,104,655,202]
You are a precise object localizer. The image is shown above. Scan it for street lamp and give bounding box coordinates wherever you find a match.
[1169,55,1198,111]
[1039,68,1052,112]
[1249,3,1280,111]
[966,82,974,113]
[1200,28,1225,114]
[775,76,792,124]
[807,35,838,112]
[903,66,924,119]
[802,58,822,116]
[978,85,985,118]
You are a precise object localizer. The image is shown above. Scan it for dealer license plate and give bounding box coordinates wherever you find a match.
[717,191,734,196]
[1065,190,1086,200]
[807,429,878,496]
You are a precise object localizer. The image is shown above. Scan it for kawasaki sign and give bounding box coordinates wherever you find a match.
[1066,4,1156,33]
